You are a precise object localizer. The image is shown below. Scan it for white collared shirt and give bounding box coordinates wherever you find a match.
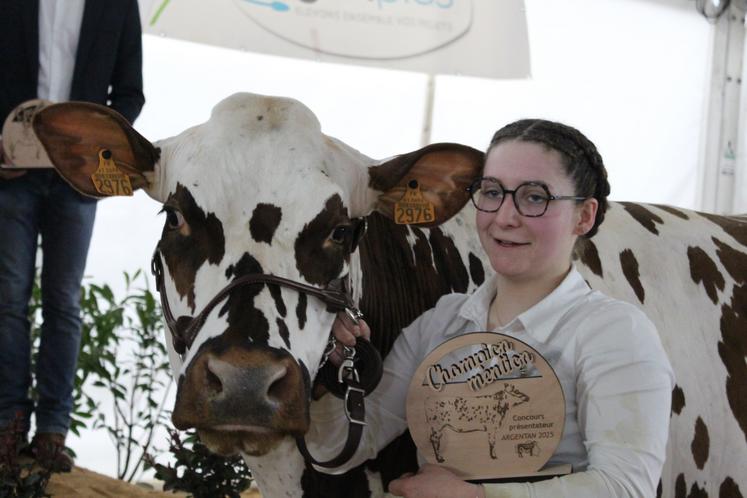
[37,0,86,102]
[309,267,674,497]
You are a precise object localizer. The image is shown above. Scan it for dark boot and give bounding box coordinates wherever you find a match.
[0,419,29,468]
[29,432,74,473]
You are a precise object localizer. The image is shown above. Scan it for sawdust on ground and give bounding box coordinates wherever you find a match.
[45,466,261,497]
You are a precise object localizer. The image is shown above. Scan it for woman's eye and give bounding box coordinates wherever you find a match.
[526,194,547,204]
[484,188,503,199]
[330,226,350,243]
[165,209,185,230]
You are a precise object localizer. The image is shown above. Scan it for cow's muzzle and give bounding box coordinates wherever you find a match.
[171,343,309,456]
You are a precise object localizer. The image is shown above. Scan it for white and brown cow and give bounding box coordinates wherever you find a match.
[31,93,746,498]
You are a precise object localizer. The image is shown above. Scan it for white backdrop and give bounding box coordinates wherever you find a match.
[70,0,714,478]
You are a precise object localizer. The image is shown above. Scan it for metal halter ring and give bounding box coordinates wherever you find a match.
[345,307,364,326]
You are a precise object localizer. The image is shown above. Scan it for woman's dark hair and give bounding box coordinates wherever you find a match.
[487,119,610,238]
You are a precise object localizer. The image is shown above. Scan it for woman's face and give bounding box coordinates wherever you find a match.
[476,140,597,284]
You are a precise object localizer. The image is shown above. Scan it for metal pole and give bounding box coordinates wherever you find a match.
[698,1,745,214]
[420,74,436,147]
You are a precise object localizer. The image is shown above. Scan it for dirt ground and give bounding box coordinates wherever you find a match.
[45,466,261,497]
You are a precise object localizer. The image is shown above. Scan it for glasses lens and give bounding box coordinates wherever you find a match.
[515,184,550,216]
[473,179,504,212]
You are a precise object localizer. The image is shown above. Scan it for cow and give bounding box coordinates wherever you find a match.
[425,384,530,462]
[30,92,747,498]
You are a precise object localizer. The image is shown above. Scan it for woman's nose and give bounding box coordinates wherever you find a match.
[493,195,521,225]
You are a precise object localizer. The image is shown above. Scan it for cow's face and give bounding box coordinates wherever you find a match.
[152,95,374,455]
[32,93,483,457]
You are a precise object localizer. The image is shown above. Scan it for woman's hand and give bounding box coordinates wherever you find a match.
[388,464,485,498]
[328,312,371,366]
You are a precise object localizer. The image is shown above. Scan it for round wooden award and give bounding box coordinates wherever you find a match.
[2,99,54,168]
[406,332,570,481]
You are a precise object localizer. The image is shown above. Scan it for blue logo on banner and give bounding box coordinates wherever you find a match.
[242,0,290,12]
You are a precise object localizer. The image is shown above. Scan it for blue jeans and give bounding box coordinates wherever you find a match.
[0,170,96,435]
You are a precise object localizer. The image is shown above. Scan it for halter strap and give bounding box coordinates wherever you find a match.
[151,247,358,354]
[150,245,380,469]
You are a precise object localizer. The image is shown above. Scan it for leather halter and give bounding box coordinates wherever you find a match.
[150,245,380,468]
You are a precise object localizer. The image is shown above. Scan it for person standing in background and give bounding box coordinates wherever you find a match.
[0,0,144,472]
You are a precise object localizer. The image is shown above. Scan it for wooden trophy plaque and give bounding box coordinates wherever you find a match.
[406,332,571,481]
[1,99,54,169]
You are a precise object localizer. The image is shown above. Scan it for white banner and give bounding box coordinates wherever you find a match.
[141,0,530,79]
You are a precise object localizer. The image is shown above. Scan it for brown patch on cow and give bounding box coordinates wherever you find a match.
[691,416,710,470]
[573,238,603,277]
[276,318,290,349]
[428,227,470,294]
[689,482,709,498]
[720,477,744,498]
[295,194,351,286]
[654,204,690,220]
[469,252,485,287]
[672,385,686,415]
[161,183,226,312]
[296,293,307,330]
[220,253,270,345]
[620,249,645,304]
[620,202,664,235]
[698,212,747,248]
[713,237,747,285]
[676,474,687,498]
[250,203,282,245]
[688,246,725,304]
[718,283,747,445]
[268,284,287,317]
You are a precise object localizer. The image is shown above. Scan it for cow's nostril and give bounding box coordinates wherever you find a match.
[267,366,289,402]
[205,365,224,394]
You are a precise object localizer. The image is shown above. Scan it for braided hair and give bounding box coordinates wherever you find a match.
[487,119,610,238]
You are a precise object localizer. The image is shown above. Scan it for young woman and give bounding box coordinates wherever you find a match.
[310,119,674,498]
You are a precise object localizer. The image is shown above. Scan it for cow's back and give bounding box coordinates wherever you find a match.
[577,202,746,498]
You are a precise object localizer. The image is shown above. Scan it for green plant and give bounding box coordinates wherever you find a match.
[29,270,173,482]
[145,429,252,498]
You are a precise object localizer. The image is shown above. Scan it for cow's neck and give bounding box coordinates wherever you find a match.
[243,438,306,498]
[355,213,477,357]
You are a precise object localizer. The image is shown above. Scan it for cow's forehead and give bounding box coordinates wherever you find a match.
[151,93,370,222]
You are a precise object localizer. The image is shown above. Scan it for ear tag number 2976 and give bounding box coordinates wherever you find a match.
[91,149,133,196]
[394,180,435,225]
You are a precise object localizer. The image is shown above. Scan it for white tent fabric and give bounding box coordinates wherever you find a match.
[139,0,531,79]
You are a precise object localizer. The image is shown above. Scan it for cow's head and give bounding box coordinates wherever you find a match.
[33,93,483,457]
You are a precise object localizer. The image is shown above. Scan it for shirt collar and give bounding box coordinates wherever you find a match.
[457,266,591,343]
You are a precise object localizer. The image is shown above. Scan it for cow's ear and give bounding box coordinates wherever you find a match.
[33,102,160,199]
[369,143,483,227]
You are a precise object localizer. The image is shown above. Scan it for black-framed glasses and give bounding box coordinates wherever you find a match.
[466,177,587,217]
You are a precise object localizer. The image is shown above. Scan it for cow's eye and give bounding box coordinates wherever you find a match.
[163,207,185,230]
[330,225,350,244]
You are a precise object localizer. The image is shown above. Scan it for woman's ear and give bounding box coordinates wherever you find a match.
[574,198,598,236]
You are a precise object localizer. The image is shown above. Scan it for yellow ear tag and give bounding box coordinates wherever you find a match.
[394,180,436,225]
[91,149,133,196]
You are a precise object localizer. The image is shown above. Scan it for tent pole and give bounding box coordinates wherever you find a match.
[698,1,745,214]
[420,74,436,147]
